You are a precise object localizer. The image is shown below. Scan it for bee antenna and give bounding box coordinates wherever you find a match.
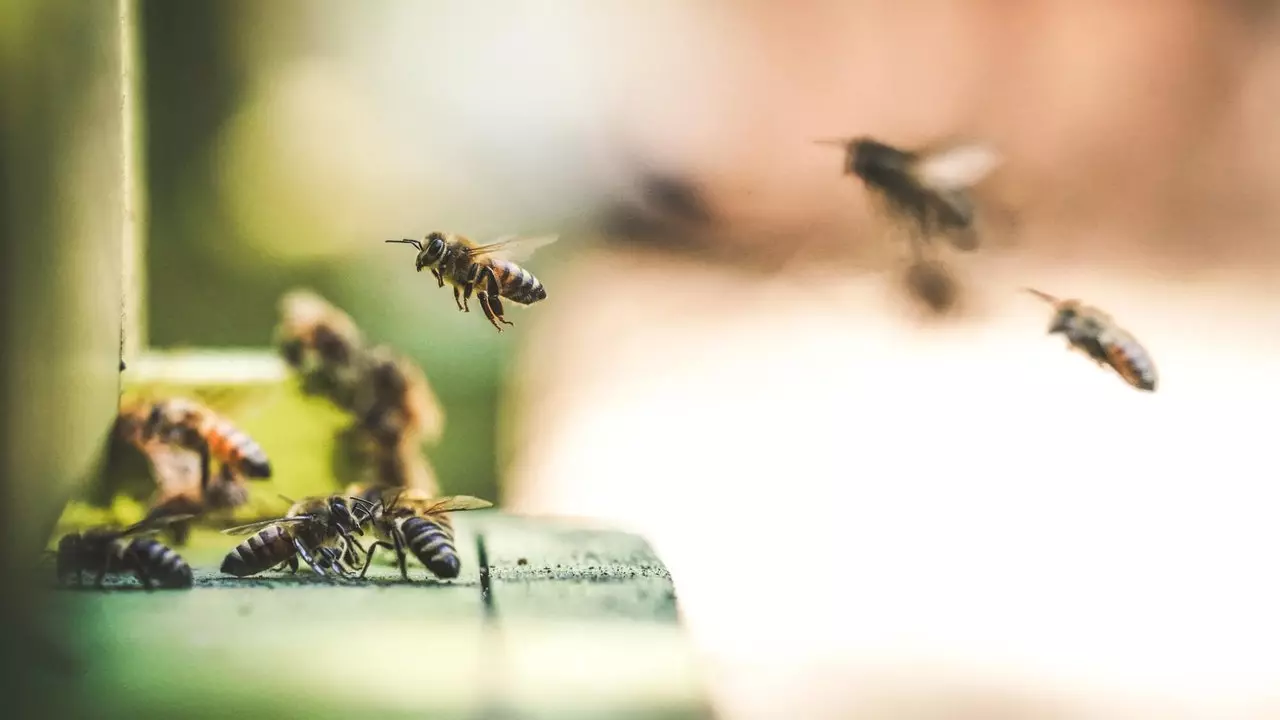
[813,138,854,148]
[385,238,424,252]
[1020,287,1060,305]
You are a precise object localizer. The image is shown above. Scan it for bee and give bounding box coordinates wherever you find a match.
[385,232,559,332]
[219,494,373,578]
[276,289,366,409]
[131,397,272,492]
[816,137,1001,250]
[354,486,493,581]
[1023,287,1158,392]
[55,516,194,590]
[350,345,445,449]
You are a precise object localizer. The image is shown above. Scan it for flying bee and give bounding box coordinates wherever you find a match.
[350,345,445,449]
[133,397,272,491]
[276,289,366,409]
[55,516,195,590]
[1023,287,1158,392]
[219,494,374,578]
[355,487,493,581]
[816,136,1001,251]
[385,232,559,332]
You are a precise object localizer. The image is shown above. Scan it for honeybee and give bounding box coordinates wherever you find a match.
[55,516,194,590]
[350,345,445,449]
[219,494,373,578]
[386,232,559,331]
[276,289,366,409]
[132,397,272,490]
[1023,288,1158,392]
[816,137,1001,250]
[354,486,492,581]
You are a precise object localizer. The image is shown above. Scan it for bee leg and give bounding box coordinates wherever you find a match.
[461,283,474,312]
[197,442,213,492]
[285,555,299,574]
[291,538,327,577]
[488,294,513,327]
[477,293,502,332]
[479,267,513,328]
[453,285,466,312]
[134,567,154,591]
[392,530,410,581]
[431,268,444,288]
[358,541,393,579]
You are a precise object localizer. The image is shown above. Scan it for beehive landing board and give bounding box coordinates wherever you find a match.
[45,511,713,719]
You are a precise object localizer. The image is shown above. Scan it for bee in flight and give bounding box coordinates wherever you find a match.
[131,397,272,491]
[219,494,374,578]
[1023,288,1158,392]
[55,516,195,590]
[815,136,1001,251]
[350,485,492,581]
[276,289,367,410]
[386,232,558,332]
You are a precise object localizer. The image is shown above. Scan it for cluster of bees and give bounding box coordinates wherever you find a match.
[55,289,492,590]
[53,134,1159,589]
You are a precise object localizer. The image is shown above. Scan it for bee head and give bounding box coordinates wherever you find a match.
[1048,305,1077,334]
[850,137,910,180]
[139,403,163,439]
[417,232,448,271]
[329,498,364,536]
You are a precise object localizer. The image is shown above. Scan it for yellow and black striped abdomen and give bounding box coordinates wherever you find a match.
[489,260,546,306]
[1099,326,1157,392]
[399,516,461,579]
[221,525,295,577]
[206,417,272,478]
[123,538,193,588]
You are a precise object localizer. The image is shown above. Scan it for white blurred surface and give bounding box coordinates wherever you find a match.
[505,251,1280,719]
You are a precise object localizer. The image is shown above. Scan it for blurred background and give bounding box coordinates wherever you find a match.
[13,0,1280,717]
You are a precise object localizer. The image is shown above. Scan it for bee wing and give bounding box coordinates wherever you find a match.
[219,516,311,536]
[464,234,560,263]
[415,495,495,515]
[120,512,198,537]
[911,142,1001,191]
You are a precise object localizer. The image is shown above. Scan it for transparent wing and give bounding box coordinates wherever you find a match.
[464,234,560,263]
[220,516,312,536]
[415,495,495,515]
[912,143,1001,191]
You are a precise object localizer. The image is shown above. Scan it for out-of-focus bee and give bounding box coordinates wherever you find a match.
[219,494,374,578]
[55,516,194,589]
[131,397,272,490]
[816,137,1001,251]
[1023,288,1158,392]
[353,486,492,581]
[350,345,445,449]
[276,289,366,409]
[386,232,559,332]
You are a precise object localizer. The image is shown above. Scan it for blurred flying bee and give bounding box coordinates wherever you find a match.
[219,494,374,578]
[385,232,559,332]
[350,345,445,449]
[1023,288,1158,392]
[55,516,195,590]
[276,289,366,409]
[131,397,272,490]
[816,136,1001,251]
[354,486,492,581]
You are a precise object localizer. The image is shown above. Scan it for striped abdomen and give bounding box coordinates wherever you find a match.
[123,538,193,588]
[1098,328,1157,392]
[203,416,272,478]
[489,260,546,305]
[399,516,461,579]
[221,525,296,577]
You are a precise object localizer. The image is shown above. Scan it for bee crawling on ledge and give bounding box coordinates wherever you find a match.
[351,485,492,581]
[386,231,558,332]
[1022,287,1158,392]
[219,494,375,578]
[54,516,195,590]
